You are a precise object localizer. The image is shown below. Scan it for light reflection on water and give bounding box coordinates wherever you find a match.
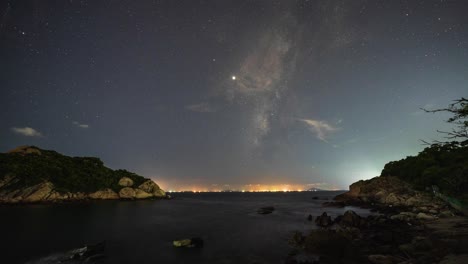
[1,191,370,264]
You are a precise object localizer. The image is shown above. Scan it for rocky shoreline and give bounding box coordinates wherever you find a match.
[0,146,168,204]
[0,176,167,204]
[286,176,468,264]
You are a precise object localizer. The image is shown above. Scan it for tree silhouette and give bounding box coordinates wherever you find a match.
[422,97,468,145]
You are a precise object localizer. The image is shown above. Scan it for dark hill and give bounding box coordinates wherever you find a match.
[0,146,166,203]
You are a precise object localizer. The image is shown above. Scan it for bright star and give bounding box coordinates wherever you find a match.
[232,76,236,80]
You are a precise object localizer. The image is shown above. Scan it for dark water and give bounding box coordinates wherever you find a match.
[0,191,370,264]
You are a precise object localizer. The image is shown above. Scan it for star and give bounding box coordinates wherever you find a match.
[231,76,236,80]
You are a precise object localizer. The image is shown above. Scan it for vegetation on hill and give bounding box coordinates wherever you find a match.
[380,97,468,203]
[0,146,149,193]
[381,141,468,202]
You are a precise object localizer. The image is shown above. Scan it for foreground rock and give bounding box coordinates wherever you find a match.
[315,212,333,227]
[289,209,468,264]
[0,146,168,203]
[287,176,467,264]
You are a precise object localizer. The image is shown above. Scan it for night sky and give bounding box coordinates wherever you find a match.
[1,1,467,191]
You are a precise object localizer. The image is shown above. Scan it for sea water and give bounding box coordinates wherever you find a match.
[0,191,370,264]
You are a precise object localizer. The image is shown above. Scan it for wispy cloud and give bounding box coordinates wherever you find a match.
[185,102,215,113]
[72,121,89,128]
[299,119,338,142]
[11,127,42,137]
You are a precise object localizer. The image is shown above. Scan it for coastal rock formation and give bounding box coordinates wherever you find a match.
[0,146,167,203]
[118,187,136,199]
[138,180,166,197]
[135,189,153,199]
[89,188,119,200]
[335,210,366,228]
[118,177,134,187]
[334,176,437,208]
[7,145,42,155]
[22,182,54,203]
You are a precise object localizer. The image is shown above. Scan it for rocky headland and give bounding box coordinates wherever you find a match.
[0,146,167,204]
[287,175,468,264]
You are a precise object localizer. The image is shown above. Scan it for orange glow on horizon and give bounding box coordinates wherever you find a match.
[162,183,340,192]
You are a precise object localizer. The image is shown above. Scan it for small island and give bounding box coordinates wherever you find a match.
[0,146,167,204]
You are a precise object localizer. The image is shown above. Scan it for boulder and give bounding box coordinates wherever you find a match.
[173,237,204,248]
[338,210,363,227]
[315,212,333,227]
[135,189,153,199]
[89,189,119,200]
[138,180,165,197]
[385,193,400,205]
[118,177,134,187]
[416,212,436,221]
[119,187,136,199]
[70,192,87,200]
[153,188,166,197]
[440,210,454,218]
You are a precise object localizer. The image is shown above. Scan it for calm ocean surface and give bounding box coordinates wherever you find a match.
[0,191,370,264]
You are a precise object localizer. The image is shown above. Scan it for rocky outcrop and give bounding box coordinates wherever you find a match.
[118,187,136,199]
[22,182,54,202]
[315,212,333,227]
[0,146,167,203]
[7,145,42,155]
[89,188,119,200]
[0,146,168,204]
[135,189,153,199]
[335,210,367,228]
[0,179,166,203]
[118,177,134,187]
[335,176,438,208]
[138,180,166,197]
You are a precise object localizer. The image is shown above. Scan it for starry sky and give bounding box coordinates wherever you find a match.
[1,0,467,191]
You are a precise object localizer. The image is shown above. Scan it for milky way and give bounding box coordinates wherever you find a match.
[1,0,467,190]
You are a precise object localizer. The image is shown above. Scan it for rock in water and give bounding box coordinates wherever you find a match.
[59,241,106,262]
[138,180,166,197]
[173,239,192,247]
[118,177,134,187]
[315,212,333,227]
[173,237,204,248]
[307,214,313,221]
